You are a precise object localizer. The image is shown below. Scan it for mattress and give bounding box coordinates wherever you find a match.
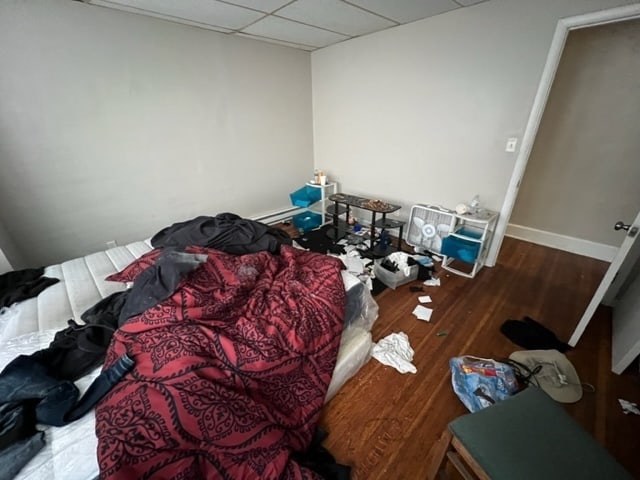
[0,241,376,480]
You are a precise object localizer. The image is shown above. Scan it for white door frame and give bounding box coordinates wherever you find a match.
[487,3,640,267]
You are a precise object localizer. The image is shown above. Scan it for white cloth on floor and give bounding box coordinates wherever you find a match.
[371,332,417,374]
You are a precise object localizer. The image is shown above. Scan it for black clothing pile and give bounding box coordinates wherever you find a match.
[500,316,571,352]
[151,212,291,254]
[0,267,59,308]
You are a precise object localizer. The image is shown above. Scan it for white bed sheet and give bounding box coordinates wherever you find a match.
[0,242,375,480]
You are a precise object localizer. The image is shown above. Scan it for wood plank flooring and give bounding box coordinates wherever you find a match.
[318,236,640,479]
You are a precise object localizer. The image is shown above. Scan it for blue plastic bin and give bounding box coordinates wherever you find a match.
[441,235,480,263]
[292,211,322,231]
[455,226,483,239]
[289,185,321,207]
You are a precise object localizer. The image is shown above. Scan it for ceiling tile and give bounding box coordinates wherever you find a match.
[277,0,396,36]
[242,15,349,48]
[95,0,264,30]
[222,0,293,13]
[346,0,459,23]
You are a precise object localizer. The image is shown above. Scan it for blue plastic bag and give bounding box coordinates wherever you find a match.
[449,356,519,412]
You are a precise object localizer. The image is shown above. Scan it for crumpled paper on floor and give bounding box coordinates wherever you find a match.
[619,398,640,415]
[371,332,417,374]
[412,305,433,322]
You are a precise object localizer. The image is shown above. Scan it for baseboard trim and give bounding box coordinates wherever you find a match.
[506,224,617,262]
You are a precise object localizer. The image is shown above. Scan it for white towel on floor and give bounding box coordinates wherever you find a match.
[371,332,417,374]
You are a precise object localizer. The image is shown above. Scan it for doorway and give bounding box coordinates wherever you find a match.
[508,19,640,262]
[494,5,640,370]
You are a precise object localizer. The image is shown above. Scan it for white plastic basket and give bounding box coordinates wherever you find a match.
[406,204,456,253]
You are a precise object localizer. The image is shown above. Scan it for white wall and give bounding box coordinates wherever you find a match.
[510,20,640,248]
[311,0,636,258]
[0,218,24,273]
[0,0,313,267]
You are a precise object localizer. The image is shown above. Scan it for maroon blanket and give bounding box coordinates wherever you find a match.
[95,245,345,479]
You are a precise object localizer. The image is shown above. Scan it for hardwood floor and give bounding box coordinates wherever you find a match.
[318,236,640,479]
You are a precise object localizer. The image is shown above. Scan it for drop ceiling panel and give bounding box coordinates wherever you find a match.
[277,0,396,37]
[87,0,495,51]
[96,0,264,30]
[243,15,349,48]
[223,0,293,13]
[346,0,460,24]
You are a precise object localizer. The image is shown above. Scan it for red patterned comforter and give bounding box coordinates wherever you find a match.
[95,245,345,479]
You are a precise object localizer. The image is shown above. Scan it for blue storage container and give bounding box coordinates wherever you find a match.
[455,226,483,239]
[441,235,480,263]
[292,211,322,231]
[289,185,321,207]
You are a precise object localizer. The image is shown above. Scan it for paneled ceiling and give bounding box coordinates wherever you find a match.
[83,0,489,51]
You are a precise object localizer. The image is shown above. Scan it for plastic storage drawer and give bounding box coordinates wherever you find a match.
[289,185,322,207]
[292,211,322,231]
[441,235,480,263]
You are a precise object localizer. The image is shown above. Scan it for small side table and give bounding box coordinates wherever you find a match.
[327,193,403,255]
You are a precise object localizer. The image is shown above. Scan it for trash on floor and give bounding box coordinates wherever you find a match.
[340,250,366,275]
[424,277,441,287]
[371,332,417,374]
[418,295,432,303]
[412,305,433,322]
[436,330,448,337]
[450,356,519,412]
[619,398,640,415]
[412,254,434,267]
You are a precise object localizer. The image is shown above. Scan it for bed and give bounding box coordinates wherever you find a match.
[0,226,378,479]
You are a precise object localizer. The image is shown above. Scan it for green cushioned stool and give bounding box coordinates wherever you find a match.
[431,387,632,480]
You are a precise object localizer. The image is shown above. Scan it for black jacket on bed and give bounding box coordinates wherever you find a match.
[0,267,59,308]
[150,212,291,254]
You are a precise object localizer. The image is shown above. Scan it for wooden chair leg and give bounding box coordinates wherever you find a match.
[428,429,492,480]
[445,450,477,480]
[450,436,491,480]
[426,429,453,480]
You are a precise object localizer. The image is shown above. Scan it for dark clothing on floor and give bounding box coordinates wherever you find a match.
[294,224,346,255]
[292,428,351,480]
[500,316,571,352]
[150,213,291,254]
[0,267,59,308]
